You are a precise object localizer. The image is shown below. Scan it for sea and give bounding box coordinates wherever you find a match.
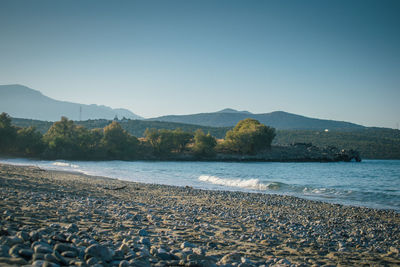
[1,158,399,212]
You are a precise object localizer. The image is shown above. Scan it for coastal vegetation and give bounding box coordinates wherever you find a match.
[10,116,400,159]
[1,112,277,160]
[222,118,276,154]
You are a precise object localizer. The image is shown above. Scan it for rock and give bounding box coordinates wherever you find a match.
[42,261,61,267]
[112,250,124,261]
[119,260,130,267]
[118,243,130,254]
[54,243,78,254]
[19,248,34,259]
[0,245,9,257]
[219,252,242,265]
[32,260,46,266]
[0,256,28,265]
[139,229,148,236]
[18,231,30,241]
[276,258,291,265]
[10,243,25,258]
[44,253,60,264]
[30,231,41,242]
[61,250,77,258]
[86,256,99,265]
[85,244,114,262]
[53,250,68,265]
[34,244,53,254]
[139,237,151,247]
[193,247,205,255]
[66,223,79,233]
[181,241,196,249]
[129,257,151,267]
[0,236,23,247]
[157,251,174,260]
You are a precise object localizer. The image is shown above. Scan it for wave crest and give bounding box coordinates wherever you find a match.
[198,175,283,191]
[52,162,79,168]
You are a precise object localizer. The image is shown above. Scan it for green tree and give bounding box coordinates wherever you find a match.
[224,118,275,154]
[171,129,193,153]
[0,112,17,153]
[144,128,193,156]
[16,126,45,156]
[192,129,217,157]
[43,117,78,158]
[102,121,139,159]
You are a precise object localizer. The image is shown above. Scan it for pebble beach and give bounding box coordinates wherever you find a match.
[0,163,399,267]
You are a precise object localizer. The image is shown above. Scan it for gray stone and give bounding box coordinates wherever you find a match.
[181,241,196,249]
[129,257,151,267]
[157,252,174,260]
[86,256,99,265]
[32,260,46,266]
[0,236,23,247]
[139,237,151,247]
[54,243,78,254]
[33,253,45,261]
[0,256,28,265]
[19,248,34,259]
[66,223,79,233]
[61,250,77,258]
[9,244,24,257]
[193,247,205,255]
[18,231,30,241]
[43,261,61,267]
[44,253,60,264]
[53,250,68,265]
[35,244,53,254]
[85,244,113,262]
[138,229,148,236]
[113,249,125,260]
[219,253,242,265]
[0,245,9,257]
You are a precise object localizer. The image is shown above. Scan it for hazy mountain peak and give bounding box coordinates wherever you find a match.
[217,108,252,114]
[0,84,143,121]
[0,84,44,96]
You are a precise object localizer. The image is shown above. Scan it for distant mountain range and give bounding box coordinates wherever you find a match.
[1,84,366,131]
[149,109,365,131]
[0,84,142,121]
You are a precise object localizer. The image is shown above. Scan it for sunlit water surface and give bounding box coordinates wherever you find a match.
[1,158,399,211]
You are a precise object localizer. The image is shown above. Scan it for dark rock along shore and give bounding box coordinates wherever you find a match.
[0,164,399,267]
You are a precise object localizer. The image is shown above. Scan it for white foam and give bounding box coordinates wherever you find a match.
[198,175,270,190]
[52,162,79,168]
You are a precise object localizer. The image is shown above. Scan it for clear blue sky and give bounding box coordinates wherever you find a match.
[0,0,399,128]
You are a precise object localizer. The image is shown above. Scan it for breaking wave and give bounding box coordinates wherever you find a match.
[198,175,285,191]
[52,162,80,169]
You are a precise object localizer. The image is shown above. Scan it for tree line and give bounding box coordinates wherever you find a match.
[0,112,276,160]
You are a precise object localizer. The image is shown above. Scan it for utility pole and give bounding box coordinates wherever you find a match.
[79,106,82,121]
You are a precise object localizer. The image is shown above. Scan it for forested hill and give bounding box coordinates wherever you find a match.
[11,117,400,159]
[148,109,365,131]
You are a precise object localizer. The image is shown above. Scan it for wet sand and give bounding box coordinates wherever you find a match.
[0,163,399,266]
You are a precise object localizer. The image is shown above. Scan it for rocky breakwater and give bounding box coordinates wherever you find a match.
[1,163,399,267]
[216,143,361,162]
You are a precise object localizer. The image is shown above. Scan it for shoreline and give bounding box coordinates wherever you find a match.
[1,163,399,266]
[1,159,398,213]
[0,157,400,214]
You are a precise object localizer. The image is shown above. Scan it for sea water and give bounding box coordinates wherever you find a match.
[1,158,399,211]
